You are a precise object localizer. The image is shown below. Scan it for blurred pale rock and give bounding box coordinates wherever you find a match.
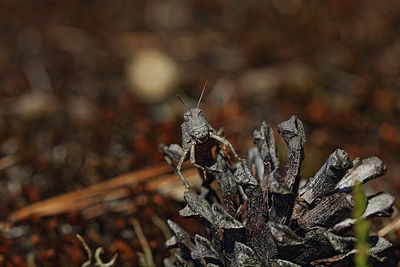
[239,67,280,96]
[125,48,180,103]
[13,93,57,119]
[239,63,315,96]
[144,0,189,31]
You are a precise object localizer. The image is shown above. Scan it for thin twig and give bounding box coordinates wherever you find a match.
[94,247,118,267]
[76,234,92,267]
[132,218,155,267]
[9,164,199,222]
[377,216,400,237]
[8,163,173,222]
[151,215,171,240]
[76,234,118,267]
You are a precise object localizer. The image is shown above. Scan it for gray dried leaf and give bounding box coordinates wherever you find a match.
[268,222,304,246]
[331,192,395,232]
[233,242,262,267]
[234,162,277,262]
[179,192,243,230]
[234,162,258,186]
[246,146,265,183]
[369,236,392,262]
[209,153,237,216]
[212,203,244,229]
[269,116,306,225]
[364,192,394,218]
[290,230,354,265]
[277,115,305,191]
[166,220,194,250]
[267,172,292,195]
[298,193,353,230]
[179,192,214,224]
[233,162,263,225]
[324,231,355,253]
[191,234,221,262]
[330,218,355,233]
[299,149,352,204]
[336,156,387,191]
[310,235,393,264]
[253,121,279,171]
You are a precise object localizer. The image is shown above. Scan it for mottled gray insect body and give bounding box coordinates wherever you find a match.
[181,108,212,148]
[160,86,241,190]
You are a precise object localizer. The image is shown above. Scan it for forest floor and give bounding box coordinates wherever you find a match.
[0,0,399,266]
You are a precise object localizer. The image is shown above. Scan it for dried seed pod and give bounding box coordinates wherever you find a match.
[163,115,395,266]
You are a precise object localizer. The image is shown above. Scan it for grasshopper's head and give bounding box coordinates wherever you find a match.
[183,108,210,141]
[179,82,210,141]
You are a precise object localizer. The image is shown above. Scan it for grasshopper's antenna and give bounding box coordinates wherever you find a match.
[177,95,192,114]
[197,81,208,109]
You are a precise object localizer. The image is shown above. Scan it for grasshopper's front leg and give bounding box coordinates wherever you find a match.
[160,144,191,190]
[176,147,191,190]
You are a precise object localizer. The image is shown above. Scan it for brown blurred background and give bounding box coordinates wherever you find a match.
[0,0,399,266]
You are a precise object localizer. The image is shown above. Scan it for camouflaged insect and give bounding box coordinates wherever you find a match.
[160,85,241,190]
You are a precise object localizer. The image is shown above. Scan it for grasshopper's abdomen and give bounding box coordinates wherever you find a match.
[195,138,218,167]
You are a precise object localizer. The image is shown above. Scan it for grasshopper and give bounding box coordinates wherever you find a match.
[160,84,242,190]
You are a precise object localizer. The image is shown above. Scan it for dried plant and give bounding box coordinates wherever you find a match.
[162,115,395,266]
[132,218,156,267]
[76,234,118,267]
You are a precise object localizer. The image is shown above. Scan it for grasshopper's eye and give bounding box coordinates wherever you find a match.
[198,110,202,115]
[184,114,190,121]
